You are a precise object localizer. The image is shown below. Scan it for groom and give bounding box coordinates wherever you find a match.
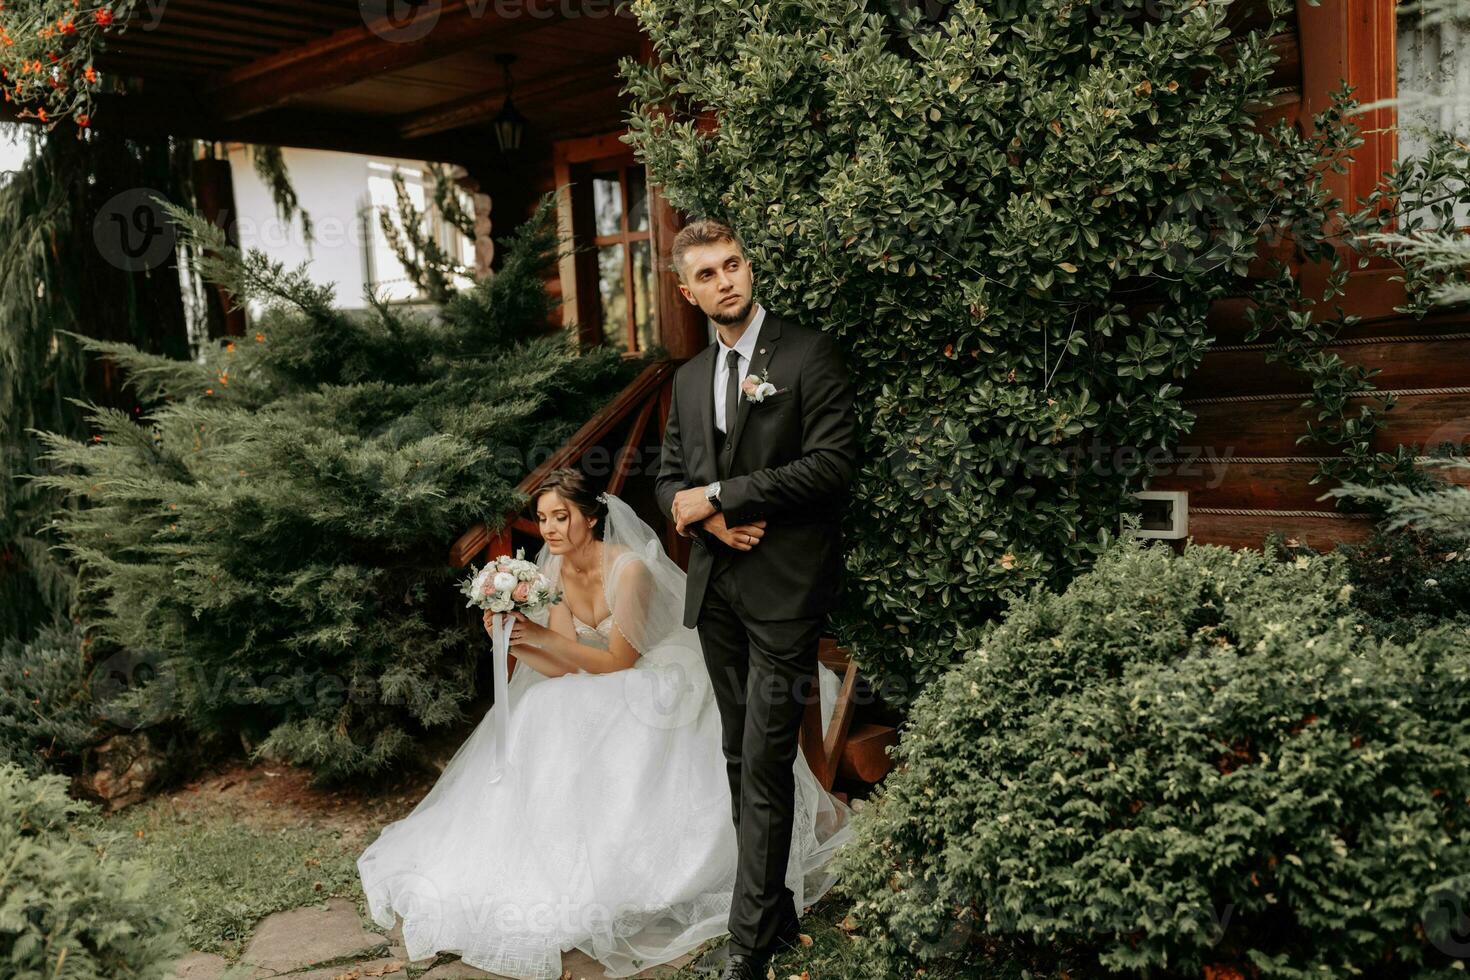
[655,219,858,979]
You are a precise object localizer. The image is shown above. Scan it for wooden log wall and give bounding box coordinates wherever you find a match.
[1148,0,1470,552]
[1155,312,1470,550]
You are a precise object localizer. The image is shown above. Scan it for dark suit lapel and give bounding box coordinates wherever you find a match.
[725,314,783,461]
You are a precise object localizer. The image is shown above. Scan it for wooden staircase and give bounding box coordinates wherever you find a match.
[449,359,897,792]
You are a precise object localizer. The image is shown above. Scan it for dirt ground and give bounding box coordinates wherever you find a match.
[151,730,463,836]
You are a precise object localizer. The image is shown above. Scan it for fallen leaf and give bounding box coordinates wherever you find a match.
[798,933,813,947]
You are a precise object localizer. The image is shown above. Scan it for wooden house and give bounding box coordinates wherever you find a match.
[3,0,1466,787]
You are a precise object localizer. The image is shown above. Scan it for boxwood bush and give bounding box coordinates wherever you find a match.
[0,622,100,775]
[0,762,184,978]
[834,537,1470,978]
[622,0,1363,704]
[1305,526,1470,646]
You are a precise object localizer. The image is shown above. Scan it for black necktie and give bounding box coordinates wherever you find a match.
[723,348,741,443]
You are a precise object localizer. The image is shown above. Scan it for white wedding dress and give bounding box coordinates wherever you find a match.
[357,494,854,979]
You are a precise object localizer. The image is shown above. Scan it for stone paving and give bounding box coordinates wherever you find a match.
[163,896,696,980]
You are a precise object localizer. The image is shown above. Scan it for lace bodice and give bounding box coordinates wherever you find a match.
[572,611,614,649]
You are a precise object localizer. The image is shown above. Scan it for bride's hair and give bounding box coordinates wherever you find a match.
[531,467,608,540]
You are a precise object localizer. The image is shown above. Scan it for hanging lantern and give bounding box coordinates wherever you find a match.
[492,53,525,152]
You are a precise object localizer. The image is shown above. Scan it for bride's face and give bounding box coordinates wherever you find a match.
[536,490,595,555]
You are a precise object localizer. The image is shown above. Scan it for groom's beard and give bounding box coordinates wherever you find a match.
[709,295,753,326]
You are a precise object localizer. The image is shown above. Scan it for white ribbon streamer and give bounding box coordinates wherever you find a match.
[488,611,511,784]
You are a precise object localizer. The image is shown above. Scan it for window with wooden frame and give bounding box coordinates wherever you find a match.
[1395,4,1470,229]
[567,153,657,354]
[1292,0,1400,317]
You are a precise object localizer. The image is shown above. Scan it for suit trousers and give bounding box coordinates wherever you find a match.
[696,553,827,959]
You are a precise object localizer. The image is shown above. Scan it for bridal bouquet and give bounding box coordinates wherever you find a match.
[459,548,562,614]
[458,548,560,785]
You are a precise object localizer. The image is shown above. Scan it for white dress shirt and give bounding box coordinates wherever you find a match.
[712,302,766,435]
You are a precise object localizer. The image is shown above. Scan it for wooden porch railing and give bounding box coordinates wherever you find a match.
[450,360,678,568]
[448,358,894,792]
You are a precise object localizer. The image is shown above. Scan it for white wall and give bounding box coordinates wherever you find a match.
[225,145,475,316]
[0,123,32,176]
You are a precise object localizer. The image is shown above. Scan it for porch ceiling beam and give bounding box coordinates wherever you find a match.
[0,93,474,165]
[397,60,622,140]
[114,0,353,38]
[207,0,574,122]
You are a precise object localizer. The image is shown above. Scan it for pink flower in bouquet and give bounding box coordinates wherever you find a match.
[512,581,531,602]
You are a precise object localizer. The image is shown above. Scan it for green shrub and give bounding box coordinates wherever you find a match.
[1320,456,1470,642]
[622,0,1365,704]
[1323,527,1470,644]
[35,196,639,781]
[0,621,99,775]
[0,762,184,978]
[835,537,1470,978]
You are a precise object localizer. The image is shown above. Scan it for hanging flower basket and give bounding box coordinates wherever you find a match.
[0,1,138,128]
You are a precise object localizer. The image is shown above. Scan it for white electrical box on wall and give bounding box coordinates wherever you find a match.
[1129,490,1189,540]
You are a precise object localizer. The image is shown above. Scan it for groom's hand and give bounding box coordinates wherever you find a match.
[672,486,717,535]
[701,512,767,552]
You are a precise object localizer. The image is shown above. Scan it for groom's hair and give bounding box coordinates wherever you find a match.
[671,219,743,283]
[531,467,607,540]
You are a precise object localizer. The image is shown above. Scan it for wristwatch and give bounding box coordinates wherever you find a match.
[705,481,722,511]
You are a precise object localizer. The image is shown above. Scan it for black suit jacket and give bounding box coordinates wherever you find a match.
[656,312,859,628]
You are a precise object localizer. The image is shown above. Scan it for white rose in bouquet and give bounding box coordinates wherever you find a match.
[460,548,563,616]
[458,546,560,787]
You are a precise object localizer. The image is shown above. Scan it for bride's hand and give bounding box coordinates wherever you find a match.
[482,609,547,648]
[506,610,552,649]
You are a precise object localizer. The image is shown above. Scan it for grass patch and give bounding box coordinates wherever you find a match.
[105,795,368,960]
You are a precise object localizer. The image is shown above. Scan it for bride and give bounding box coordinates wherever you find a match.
[357,468,853,979]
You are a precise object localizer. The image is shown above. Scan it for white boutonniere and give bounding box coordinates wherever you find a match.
[740,368,778,403]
